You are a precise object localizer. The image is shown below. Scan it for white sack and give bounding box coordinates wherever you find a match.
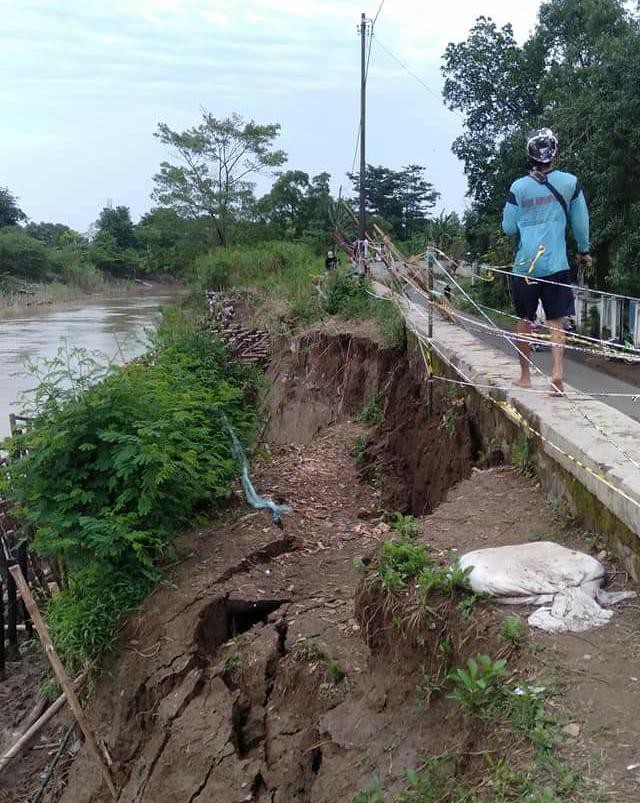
[460,541,635,633]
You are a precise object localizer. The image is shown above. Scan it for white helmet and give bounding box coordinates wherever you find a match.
[527,128,558,164]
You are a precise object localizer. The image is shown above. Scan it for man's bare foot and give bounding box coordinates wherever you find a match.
[549,378,564,397]
[514,377,531,388]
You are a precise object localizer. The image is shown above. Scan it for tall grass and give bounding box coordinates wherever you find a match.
[192,241,406,346]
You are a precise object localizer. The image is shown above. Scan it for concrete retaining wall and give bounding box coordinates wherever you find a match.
[394,292,640,578]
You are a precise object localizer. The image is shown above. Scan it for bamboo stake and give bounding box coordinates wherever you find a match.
[0,691,67,773]
[0,670,87,774]
[8,565,117,799]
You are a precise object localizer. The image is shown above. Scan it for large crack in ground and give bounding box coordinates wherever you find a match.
[44,331,640,803]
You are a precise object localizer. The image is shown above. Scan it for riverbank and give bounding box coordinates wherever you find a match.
[0,288,184,439]
[26,313,638,803]
[0,278,183,319]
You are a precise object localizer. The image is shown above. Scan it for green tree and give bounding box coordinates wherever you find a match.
[0,187,27,227]
[442,0,640,291]
[404,211,467,259]
[258,170,310,235]
[152,111,287,247]
[300,172,335,249]
[95,205,138,250]
[0,228,52,279]
[348,164,440,239]
[136,208,209,275]
[25,221,85,249]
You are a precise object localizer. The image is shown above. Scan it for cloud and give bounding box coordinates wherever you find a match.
[0,0,543,228]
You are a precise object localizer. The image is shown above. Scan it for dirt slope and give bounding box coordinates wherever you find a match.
[47,422,640,802]
[7,324,639,802]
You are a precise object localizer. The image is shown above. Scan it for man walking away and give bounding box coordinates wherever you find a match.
[502,128,592,395]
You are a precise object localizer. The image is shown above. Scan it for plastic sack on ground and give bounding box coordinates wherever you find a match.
[459,541,636,633]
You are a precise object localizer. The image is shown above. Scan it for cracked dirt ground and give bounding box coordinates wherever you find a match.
[40,416,640,803]
[55,422,402,803]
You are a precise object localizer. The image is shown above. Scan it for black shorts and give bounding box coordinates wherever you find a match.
[512,270,575,322]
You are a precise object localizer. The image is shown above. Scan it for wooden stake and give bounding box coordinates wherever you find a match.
[17,542,33,638]
[8,565,117,798]
[0,670,86,774]
[0,691,66,773]
[0,578,5,679]
[6,559,19,660]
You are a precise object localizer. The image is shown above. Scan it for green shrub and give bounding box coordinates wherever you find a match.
[353,778,385,803]
[0,227,54,280]
[5,311,260,667]
[372,538,430,590]
[57,252,111,292]
[323,269,372,317]
[500,615,527,648]
[193,251,233,290]
[447,655,508,716]
[391,512,419,539]
[357,395,384,426]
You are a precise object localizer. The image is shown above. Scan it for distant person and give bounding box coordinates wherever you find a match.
[502,128,591,395]
[325,250,338,271]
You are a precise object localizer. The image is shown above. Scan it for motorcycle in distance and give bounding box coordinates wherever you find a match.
[605,332,638,365]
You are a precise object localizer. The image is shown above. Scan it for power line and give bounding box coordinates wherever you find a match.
[374,38,464,121]
[372,0,385,27]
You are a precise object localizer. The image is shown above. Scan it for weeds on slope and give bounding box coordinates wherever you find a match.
[192,241,406,346]
[354,649,590,803]
[3,308,261,669]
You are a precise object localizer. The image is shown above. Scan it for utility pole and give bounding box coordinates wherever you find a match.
[358,12,370,251]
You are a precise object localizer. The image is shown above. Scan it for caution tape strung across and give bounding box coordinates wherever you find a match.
[414,333,640,514]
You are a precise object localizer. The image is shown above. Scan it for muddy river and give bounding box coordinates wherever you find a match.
[0,291,180,438]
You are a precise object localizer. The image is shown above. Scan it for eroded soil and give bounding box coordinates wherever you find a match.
[30,427,638,803]
[3,323,640,803]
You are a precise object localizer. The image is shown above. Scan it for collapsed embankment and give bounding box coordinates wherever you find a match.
[265,325,475,514]
[28,324,640,803]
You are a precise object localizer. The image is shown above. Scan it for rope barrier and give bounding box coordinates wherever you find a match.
[425,372,639,401]
[397,283,639,398]
[428,283,640,358]
[416,333,640,513]
[424,242,640,305]
[423,294,640,363]
[429,255,640,472]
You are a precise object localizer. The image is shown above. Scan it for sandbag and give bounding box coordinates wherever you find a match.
[460,541,635,633]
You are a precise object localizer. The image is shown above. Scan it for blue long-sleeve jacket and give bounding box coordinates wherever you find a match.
[502,170,590,277]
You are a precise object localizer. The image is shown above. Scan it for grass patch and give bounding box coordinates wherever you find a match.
[357,394,384,427]
[441,408,458,439]
[192,242,406,345]
[511,435,536,478]
[292,637,348,696]
[500,615,527,649]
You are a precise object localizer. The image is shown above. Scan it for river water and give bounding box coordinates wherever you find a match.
[0,291,180,438]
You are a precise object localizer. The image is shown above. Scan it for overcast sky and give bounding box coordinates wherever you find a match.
[1,1,541,232]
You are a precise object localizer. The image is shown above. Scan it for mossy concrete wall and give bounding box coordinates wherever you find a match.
[403,324,640,581]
